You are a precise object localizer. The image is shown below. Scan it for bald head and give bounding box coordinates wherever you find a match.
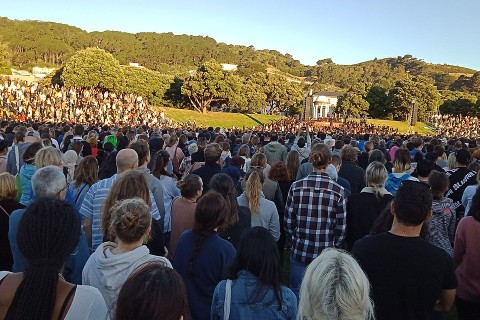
[116,148,138,173]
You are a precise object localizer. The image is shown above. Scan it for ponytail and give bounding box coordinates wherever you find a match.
[245,170,264,214]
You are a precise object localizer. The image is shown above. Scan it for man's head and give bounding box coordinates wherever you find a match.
[309,143,332,170]
[392,181,432,226]
[116,148,139,173]
[32,166,67,200]
[416,159,435,180]
[456,149,471,167]
[340,145,357,162]
[331,155,342,172]
[74,124,84,137]
[204,143,222,163]
[270,133,278,142]
[129,140,150,167]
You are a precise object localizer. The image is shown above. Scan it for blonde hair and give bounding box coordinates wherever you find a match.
[0,173,18,200]
[298,248,375,320]
[447,152,456,170]
[244,169,264,214]
[366,161,388,197]
[35,146,62,169]
[109,198,152,243]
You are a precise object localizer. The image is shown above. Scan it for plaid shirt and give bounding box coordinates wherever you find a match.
[285,171,346,264]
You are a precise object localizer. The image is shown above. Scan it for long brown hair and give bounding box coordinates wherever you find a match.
[286,150,300,181]
[101,171,151,239]
[74,155,98,188]
[189,191,227,276]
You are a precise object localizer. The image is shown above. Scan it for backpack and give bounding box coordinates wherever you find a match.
[385,173,411,196]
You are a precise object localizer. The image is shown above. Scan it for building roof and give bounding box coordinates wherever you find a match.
[312,91,344,97]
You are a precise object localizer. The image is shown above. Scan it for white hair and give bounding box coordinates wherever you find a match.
[32,165,66,199]
[298,248,375,320]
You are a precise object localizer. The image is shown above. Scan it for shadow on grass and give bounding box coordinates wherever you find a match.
[243,114,264,126]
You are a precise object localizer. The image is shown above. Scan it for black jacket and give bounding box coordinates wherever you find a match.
[338,160,366,194]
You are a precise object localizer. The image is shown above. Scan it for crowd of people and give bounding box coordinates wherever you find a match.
[430,114,480,138]
[0,117,479,320]
[0,78,163,125]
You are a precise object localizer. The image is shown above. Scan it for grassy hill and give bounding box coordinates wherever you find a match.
[157,107,284,128]
[156,107,433,134]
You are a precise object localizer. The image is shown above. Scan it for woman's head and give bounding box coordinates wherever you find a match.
[447,152,457,170]
[74,155,99,187]
[298,248,374,320]
[22,142,43,165]
[166,134,178,148]
[35,146,62,168]
[366,161,388,190]
[116,263,189,320]
[286,150,300,180]
[209,173,239,229]
[193,191,227,232]
[0,173,18,201]
[238,144,250,158]
[230,226,280,281]
[309,143,332,170]
[250,153,267,169]
[393,148,411,172]
[176,174,203,199]
[109,198,152,244]
[244,169,265,214]
[368,149,386,164]
[152,150,175,179]
[101,171,151,238]
[269,161,290,182]
[6,200,80,319]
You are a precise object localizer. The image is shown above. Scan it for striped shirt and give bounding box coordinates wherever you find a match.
[285,171,346,264]
[80,173,160,250]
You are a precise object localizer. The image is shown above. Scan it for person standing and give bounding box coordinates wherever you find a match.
[352,181,457,320]
[285,143,346,298]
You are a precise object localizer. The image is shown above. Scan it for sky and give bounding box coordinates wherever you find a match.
[2,0,479,70]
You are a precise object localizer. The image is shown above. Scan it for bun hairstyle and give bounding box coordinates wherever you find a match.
[109,198,152,244]
[309,143,332,170]
[6,200,80,320]
[176,174,203,199]
[101,171,151,239]
[365,161,388,197]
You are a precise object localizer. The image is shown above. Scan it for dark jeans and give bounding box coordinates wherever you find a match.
[289,255,308,300]
[456,296,480,320]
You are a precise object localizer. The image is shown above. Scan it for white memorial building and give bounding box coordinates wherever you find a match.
[307,91,344,119]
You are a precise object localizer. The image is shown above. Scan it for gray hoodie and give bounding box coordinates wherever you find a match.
[263,141,287,166]
[7,143,31,175]
[427,198,456,256]
[82,242,171,315]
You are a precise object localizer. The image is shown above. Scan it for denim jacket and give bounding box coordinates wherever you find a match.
[211,270,297,320]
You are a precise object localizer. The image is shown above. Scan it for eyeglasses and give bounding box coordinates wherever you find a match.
[57,184,68,195]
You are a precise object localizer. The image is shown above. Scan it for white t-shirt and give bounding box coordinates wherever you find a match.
[0,271,109,320]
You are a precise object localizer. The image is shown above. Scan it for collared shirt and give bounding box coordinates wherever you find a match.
[285,171,346,264]
[80,173,160,250]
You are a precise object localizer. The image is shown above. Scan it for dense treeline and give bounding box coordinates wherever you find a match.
[1,17,479,117]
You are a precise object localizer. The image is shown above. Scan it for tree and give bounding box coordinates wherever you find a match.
[164,77,189,108]
[316,58,333,65]
[386,77,441,121]
[181,60,236,114]
[469,72,480,92]
[335,83,370,118]
[0,42,10,75]
[366,85,388,118]
[121,66,172,105]
[62,47,124,90]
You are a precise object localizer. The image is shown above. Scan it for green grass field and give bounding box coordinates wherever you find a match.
[157,107,434,134]
[157,107,283,128]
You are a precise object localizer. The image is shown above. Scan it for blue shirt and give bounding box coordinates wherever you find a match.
[80,173,161,250]
[211,270,297,320]
[173,231,235,320]
[8,208,90,284]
